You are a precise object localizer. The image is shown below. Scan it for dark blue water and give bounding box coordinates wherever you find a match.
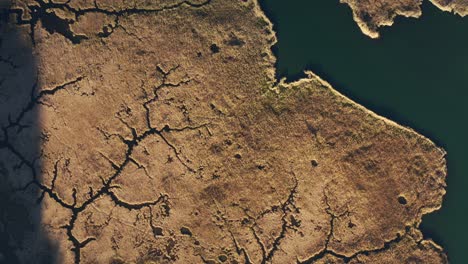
[260,0,468,263]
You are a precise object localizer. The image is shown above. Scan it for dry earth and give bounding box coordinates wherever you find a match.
[341,0,468,38]
[0,0,448,263]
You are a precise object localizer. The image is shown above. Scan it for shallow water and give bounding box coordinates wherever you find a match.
[259,0,468,263]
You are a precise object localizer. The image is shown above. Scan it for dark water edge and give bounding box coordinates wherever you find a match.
[259,0,468,263]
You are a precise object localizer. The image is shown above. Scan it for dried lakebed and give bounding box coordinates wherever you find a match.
[0,0,461,263]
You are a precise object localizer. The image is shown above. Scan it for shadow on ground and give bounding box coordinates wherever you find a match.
[0,3,59,263]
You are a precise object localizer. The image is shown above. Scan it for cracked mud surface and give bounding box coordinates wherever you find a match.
[0,0,448,263]
[341,0,468,38]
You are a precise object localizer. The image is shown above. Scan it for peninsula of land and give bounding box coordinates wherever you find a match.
[0,0,448,263]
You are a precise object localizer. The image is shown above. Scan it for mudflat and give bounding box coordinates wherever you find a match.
[0,0,449,263]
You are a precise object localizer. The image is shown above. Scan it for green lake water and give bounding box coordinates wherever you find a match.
[259,0,468,263]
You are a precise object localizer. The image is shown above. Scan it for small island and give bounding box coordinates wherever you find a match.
[341,0,467,38]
